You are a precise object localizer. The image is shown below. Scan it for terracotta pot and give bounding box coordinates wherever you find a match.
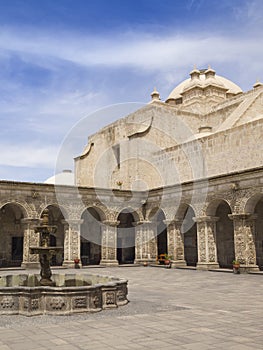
[233,264,240,274]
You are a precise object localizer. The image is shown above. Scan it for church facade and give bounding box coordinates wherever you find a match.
[1,67,263,272]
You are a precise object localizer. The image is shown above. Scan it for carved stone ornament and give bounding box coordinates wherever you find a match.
[117,286,127,302]
[0,296,15,309]
[91,293,101,308]
[105,292,115,305]
[49,297,65,310]
[73,297,87,309]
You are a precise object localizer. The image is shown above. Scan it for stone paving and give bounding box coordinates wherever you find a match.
[0,266,262,349]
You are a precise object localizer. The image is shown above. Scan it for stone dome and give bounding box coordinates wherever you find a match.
[166,67,242,102]
[45,169,75,185]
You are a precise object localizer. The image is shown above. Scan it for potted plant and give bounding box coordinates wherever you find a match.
[74,258,80,269]
[164,254,172,268]
[232,260,240,274]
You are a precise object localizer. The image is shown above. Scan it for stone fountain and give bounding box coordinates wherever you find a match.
[29,208,63,286]
[0,209,128,316]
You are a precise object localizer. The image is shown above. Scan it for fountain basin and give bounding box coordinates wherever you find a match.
[0,273,128,316]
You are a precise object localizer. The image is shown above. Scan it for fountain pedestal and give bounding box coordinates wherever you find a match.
[29,208,63,286]
[30,247,63,286]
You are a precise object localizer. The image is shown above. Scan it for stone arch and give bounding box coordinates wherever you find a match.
[118,207,140,222]
[0,202,27,267]
[111,206,141,223]
[117,208,138,264]
[176,203,197,266]
[0,200,31,218]
[207,199,234,268]
[80,205,106,222]
[80,206,105,265]
[244,193,263,214]
[245,194,263,270]
[148,206,167,222]
[231,189,257,214]
[206,198,232,217]
[39,203,68,220]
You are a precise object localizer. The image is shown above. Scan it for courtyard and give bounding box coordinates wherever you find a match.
[0,266,262,349]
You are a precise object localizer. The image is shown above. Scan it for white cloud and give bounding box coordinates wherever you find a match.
[0,8,262,182]
[0,26,262,75]
[0,143,58,168]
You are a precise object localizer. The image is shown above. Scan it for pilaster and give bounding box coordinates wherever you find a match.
[134,221,157,264]
[229,213,259,272]
[21,218,40,269]
[165,219,186,267]
[194,216,219,270]
[100,221,119,266]
[62,219,83,268]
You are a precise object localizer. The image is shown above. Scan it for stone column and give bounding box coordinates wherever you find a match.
[134,221,158,264]
[100,221,119,266]
[195,216,219,270]
[21,218,40,269]
[229,213,259,272]
[62,219,83,268]
[165,219,186,267]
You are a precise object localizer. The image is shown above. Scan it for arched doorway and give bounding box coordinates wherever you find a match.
[215,201,234,268]
[41,205,65,266]
[0,203,26,267]
[81,208,102,265]
[148,208,167,258]
[182,206,197,266]
[117,210,136,264]
[255,198,263,270]
[156,210,167,257]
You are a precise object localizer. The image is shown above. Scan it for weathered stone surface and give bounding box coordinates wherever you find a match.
[0,273,128,316]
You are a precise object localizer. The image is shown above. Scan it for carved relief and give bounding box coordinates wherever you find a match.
[23,298,39,310]
[91,293,101,309]
[198,222,206,262]
[105,292,115,305]
[31,298,39,310]
[0,296,15,309]
[207,224,216,262]
[23,298,29,310]
[73,297,87,309]
[49,297,65,310]
[117,286,127,301]
[117,285,127,302]
[231,214,257,265]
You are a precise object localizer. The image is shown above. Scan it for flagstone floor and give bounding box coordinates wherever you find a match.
[0,266,262,350]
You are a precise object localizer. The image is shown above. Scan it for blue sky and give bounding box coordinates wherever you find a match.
[0,0,262,182]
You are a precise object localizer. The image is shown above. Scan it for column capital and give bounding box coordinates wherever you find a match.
[102,220,120,227]
[66,219,84,225]
[165,218,184,225]
[135,220,151,226]
[21,217,39,224]
[228,213,257,221]
[193,216,219,223]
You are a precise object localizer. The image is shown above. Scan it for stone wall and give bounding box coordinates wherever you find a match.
[155,117,263,185]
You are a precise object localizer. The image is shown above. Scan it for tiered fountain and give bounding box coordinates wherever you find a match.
[0,209,128,316]
[30,208,63,286]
